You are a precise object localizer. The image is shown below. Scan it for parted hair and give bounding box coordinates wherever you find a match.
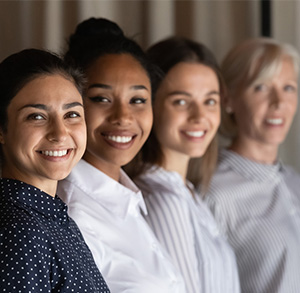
[220,37,300,139]
[126,36,225,193]
[0,48,85,163]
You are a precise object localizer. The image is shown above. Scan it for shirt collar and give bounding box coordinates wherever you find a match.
[66,159,147,219]
[220,148,283,182]
[1,178,68,224]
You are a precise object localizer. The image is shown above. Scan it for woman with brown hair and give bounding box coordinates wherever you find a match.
[127,36,240,293]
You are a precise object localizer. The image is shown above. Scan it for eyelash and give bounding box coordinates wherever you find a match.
[205,98,218,106]
[89,96,110,103]
[27,113,45,120]
[130,97,147,104]
[284,85,297,92]
[64,111,81,119]
[173,99,187,106]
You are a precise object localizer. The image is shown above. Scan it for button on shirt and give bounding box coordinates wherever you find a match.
[135,166,240,293]
[57,159,186,293]
[205,149,300,293]
[0,178,110,293]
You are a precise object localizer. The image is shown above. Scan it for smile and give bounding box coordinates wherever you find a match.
[41,150,68,157]
[266,118,283,125]
[184,131,205,138]
[107,135,133,143]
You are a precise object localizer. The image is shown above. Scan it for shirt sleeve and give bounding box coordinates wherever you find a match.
[144,192,200,293]
[0,226,51,292]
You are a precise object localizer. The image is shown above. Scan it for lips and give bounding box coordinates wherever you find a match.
[184,130,205,138]
[101,130,137,149]
[41,150,68,157]
[106,135,133,144]
[266,118,283,126]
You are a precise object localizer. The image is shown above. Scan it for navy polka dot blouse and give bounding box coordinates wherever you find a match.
[0,178,110,293]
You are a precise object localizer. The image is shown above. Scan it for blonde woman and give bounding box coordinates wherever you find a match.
[206,38,300,293]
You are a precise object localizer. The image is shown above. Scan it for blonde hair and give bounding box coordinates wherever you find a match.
[220,37,300,139]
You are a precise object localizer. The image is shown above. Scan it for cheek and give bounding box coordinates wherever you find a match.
[210,111,221,130]
[140,110,153,137]
[73,124,87,148]
[85,109,104,133]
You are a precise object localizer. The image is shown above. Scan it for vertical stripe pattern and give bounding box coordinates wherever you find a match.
[205,149,300,293]
[135,166,240,293]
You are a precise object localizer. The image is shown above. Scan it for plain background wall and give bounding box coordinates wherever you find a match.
[0,0,300,171]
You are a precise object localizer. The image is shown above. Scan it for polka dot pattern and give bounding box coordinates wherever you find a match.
[0,178,110,292]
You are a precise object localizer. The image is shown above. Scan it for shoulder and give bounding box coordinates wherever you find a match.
[281,164,300,195]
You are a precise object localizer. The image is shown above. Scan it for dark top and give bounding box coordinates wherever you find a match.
[0,178,110,293]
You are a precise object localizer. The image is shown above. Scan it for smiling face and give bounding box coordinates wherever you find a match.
[0,74,86,193]
[83,53,153,179]
[230,57,298,154]
[154,62,221,167]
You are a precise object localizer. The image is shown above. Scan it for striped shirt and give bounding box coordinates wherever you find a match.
[135,166,240,293]
[205,149,300,293]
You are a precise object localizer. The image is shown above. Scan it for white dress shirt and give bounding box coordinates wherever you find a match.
[206,149,300,293]
[57,159,186,293]
[135,166,240,293]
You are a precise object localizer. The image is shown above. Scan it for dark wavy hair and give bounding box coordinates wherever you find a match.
[0,48,85,163]
[126,36,225,193]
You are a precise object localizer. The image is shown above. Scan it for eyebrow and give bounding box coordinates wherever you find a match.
[168,90,220,97]
[18,102,83,111]
[89,83,149,91]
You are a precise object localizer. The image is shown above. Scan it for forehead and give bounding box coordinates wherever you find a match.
[161,62,219,89]
[9,74,81,108]
[86,53,150,85]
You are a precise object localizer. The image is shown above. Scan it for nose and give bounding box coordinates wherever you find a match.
[188,103,203,123]
[270,88,283,109]
[108,101,133,126]
[46,118,68,143]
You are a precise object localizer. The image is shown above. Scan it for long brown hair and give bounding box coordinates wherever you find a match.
[125,36,225,194]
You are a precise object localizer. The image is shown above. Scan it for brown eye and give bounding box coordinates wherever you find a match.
[65,112,80,119]
[89,96,110,103]
[27,113,45,120]
[173,99,187,106]
[130,97,147,104]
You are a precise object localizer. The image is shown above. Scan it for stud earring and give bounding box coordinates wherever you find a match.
[225,106,233,114]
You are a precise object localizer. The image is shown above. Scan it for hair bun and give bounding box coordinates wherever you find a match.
[74,17,124,38]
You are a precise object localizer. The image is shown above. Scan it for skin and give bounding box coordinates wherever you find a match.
[154,62,221,179]
[0,74,86,196]
[228,57,298,164]
[83,53,153,181]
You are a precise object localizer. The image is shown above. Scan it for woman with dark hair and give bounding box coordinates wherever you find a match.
[0,48,110,292]
[57,18,186,292]
[206,38,300,293]
[127,36,240,293]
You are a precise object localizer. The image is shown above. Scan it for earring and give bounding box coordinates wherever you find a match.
[225,106,233,114]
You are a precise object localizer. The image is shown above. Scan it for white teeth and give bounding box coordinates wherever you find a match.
[107,135,133,143]
[267,118,283,125]
[185,131,205,138]
[42,150,67,157]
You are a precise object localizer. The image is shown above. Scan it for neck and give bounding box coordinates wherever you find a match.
[162,149,190,181]
[230,137,278,164]
[1,167,57,197]
[83,154,121,182]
